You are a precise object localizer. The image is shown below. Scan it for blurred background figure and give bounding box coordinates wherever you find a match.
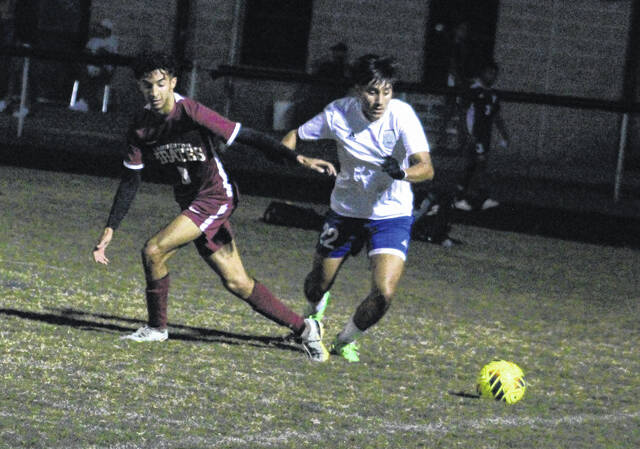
[454,60,510,211]
[70,18,118,112]
[314,41,349,80]
[294,42,351,125]
[440,21,472,139]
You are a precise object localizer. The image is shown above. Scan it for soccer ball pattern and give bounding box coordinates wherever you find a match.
[476,360,526,404]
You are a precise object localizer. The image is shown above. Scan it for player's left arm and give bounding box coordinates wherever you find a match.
[404,151,434,182]
[382,104,435,182]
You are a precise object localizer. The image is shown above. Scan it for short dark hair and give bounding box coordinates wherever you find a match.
[350,54,399,87]
[132,51,178,79]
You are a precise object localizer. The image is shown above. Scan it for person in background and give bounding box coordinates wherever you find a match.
[454,60,510,211]
[440,21,472,138]
[296,42,351,124]
[70,18,119,112]
[314,42,349,81]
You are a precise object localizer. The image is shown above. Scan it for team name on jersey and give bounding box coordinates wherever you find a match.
[153,143,206,164]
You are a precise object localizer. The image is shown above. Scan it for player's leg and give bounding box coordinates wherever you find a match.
[122,214,202,341]
[330,216,411,361]
[197,232,328,361]
[303,253,345,320]
[331,254,405,362]
[303,210,358,320]
[473,149,498,209]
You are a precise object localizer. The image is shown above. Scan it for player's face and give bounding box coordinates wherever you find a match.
[357,80,393,122]
[138,69,178,114]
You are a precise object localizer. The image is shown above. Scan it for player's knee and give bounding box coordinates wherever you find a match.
[374,283,396,305]
[142,240,164,266]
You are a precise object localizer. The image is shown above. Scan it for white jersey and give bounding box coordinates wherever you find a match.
[298,96,429,219]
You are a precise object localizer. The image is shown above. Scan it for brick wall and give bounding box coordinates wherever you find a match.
[85,0,637,186]
[307,0,428,82]
[490,0,633,182]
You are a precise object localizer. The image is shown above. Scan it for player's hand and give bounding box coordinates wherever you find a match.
[296,155,337,176]
[381,156,406,180]
[93,227,114,265]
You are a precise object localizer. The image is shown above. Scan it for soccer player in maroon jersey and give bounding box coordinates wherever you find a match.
[92,52,336,361]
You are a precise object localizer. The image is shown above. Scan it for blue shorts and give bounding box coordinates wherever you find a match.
[316,210,414,261]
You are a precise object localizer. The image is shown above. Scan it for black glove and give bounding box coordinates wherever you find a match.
[381,156,406,180]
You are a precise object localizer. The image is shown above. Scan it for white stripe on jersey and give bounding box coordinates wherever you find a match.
[199,203,229,232]
[213,155,234,198]
[123,161,144,170]
[227,123,241,146]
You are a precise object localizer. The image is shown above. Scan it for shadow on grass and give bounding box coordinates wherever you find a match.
[448,390,480,400]
[0,307,301,354]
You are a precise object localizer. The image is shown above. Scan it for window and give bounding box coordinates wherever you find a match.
[423,0,499,87]
[240,0,313,71]
[15,0,90,50]
[14,0,91,102]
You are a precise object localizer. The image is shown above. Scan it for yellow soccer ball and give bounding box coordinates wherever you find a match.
[476,360,526,404]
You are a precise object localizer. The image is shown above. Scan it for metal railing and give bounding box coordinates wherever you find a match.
[0,45,635,202]
[211,64,639,202]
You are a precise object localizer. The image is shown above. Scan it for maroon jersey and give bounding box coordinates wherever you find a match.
[124,93,240,205]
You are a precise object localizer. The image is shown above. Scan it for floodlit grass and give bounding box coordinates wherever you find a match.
[1,166,639,449]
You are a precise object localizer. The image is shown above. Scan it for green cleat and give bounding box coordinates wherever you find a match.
[330,337,360,362]
[306,291,331,321]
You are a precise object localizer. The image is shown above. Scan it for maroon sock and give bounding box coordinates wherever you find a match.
[244,281,305,334]
[146,274,170,329]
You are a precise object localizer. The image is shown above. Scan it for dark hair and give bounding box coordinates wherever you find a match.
[132,51,179,79]
[350,54,399,87]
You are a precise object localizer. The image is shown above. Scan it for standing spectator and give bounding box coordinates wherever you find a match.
[282,54,435,362]
[314,42,349,80]
[454,60,510,211]
[296,42,351,124]
[92,51,336,362]
[440,21,472,139]
[70,18,119,112]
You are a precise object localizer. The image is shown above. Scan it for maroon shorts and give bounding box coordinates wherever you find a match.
[180,196,235,255]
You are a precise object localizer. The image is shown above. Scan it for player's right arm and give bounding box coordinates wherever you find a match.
[93,168,141,265]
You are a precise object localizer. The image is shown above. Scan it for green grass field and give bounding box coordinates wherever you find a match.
[1,166,639,449]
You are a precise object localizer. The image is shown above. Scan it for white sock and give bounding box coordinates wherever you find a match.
[337,316,363,344]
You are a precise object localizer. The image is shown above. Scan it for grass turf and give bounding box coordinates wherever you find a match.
[1,166,639,448]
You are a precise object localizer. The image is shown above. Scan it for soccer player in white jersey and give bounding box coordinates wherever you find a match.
[282,54,434,361]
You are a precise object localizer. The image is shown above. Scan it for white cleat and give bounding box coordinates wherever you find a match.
[454,199,473,211]
[481,198,500,210]
[120,325,168,342]
[300,318,329,362]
